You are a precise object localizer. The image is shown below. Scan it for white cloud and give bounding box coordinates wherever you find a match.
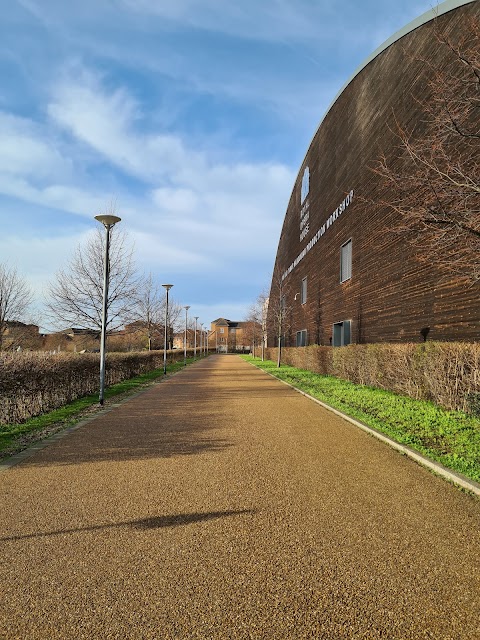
[130,230,214,272]
[0,173,110,219]
[119,0,339,44]
[0,111,70,181]
[47,66,294,237]
[48,66,208,183]
[151,188,199,215]
[0,230,90,324]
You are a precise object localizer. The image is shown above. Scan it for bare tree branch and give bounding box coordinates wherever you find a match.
[45,225,140,332]
[369,15,480,282]
[0,264,33,350]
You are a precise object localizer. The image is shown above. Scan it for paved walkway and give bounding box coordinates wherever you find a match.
[1,355,479,639]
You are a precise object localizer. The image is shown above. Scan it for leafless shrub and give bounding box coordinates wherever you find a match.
[0,349,191,425]
[262,342,480,413]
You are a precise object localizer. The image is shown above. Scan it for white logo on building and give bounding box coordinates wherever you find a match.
[300,166,310,242]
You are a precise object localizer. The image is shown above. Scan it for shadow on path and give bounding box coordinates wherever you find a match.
[21,405,234,467]
[1,509,254,542]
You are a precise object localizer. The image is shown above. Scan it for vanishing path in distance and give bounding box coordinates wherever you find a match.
[1,355,479,639]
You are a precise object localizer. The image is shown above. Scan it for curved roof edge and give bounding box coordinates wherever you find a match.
[304,0,477,161]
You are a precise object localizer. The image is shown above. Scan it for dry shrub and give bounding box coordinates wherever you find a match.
[419,342,480,413]
[0,349,194,425]
[262,342,480,413]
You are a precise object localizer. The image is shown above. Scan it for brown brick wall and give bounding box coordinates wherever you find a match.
[268,2,480,347]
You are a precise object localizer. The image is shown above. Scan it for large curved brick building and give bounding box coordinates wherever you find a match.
[267,0,479,347]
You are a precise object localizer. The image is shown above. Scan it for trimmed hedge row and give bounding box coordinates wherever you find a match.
[0,349,210,425]
[263,342,480,414]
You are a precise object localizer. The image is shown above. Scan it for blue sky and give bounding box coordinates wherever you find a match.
[1,0,439,331]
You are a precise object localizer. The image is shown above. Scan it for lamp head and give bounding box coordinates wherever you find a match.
[95,214,121,227]
[185,305,190,310]
[162,284,173,291]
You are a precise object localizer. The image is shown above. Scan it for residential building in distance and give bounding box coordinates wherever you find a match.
[209,318,261,353]
[2,321,42,351]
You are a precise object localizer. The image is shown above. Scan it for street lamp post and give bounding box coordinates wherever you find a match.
[194,316,198,360]
[184,305,190,366]
[94,213,121,405]
[162,284,173,374]
[199,323,203,357]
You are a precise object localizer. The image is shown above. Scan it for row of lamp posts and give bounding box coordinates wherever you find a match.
[165,288,209,373]
[95,213,209,405]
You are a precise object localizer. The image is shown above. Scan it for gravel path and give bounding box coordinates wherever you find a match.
[1,354,479,639]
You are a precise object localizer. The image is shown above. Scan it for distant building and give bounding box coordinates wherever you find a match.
[173,328,203,350]
[209,318,261,353]
[2,321,42,350]
[42,327,99,352]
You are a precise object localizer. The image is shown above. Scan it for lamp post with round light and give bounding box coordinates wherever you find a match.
[162,284,173,374]
[94,213,121,405]
[184,305,190,366]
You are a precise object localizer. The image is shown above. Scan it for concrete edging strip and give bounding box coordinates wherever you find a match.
[252,362,480,498]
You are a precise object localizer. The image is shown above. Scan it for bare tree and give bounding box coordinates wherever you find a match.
[267,272,293,367]
[0,264,33,350]
[46,226,140,333]
[244,288,268,358]
[133,276,184,351]
[162,296,183,350]
[130,273,163,350]
[371,15,480,281]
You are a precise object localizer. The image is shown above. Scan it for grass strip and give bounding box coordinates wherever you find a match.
[0,356,202,457]
[242,355,480,483]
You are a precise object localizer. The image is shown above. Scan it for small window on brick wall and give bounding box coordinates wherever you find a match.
[301,277,307,304]
[296,329,307,347]
[332,321,351,347]
[340,240,352,283]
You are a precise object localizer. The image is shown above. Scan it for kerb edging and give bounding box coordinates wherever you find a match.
[249,360,480,498]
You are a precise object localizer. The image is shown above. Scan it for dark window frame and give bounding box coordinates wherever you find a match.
[332,320,351,347]
[340,239,352,283]
[296,329,307,347]
[301,276,307,305]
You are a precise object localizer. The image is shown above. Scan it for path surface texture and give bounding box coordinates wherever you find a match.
[1,355,479,639]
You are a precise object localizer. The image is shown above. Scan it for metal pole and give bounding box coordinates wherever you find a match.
[184,305,190,366]
[95,213,121,406]
[98,224,110,405]
[194,316,198,360]
[162,284,173,374]
[164,290,168,374]
[199,323,203,357]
